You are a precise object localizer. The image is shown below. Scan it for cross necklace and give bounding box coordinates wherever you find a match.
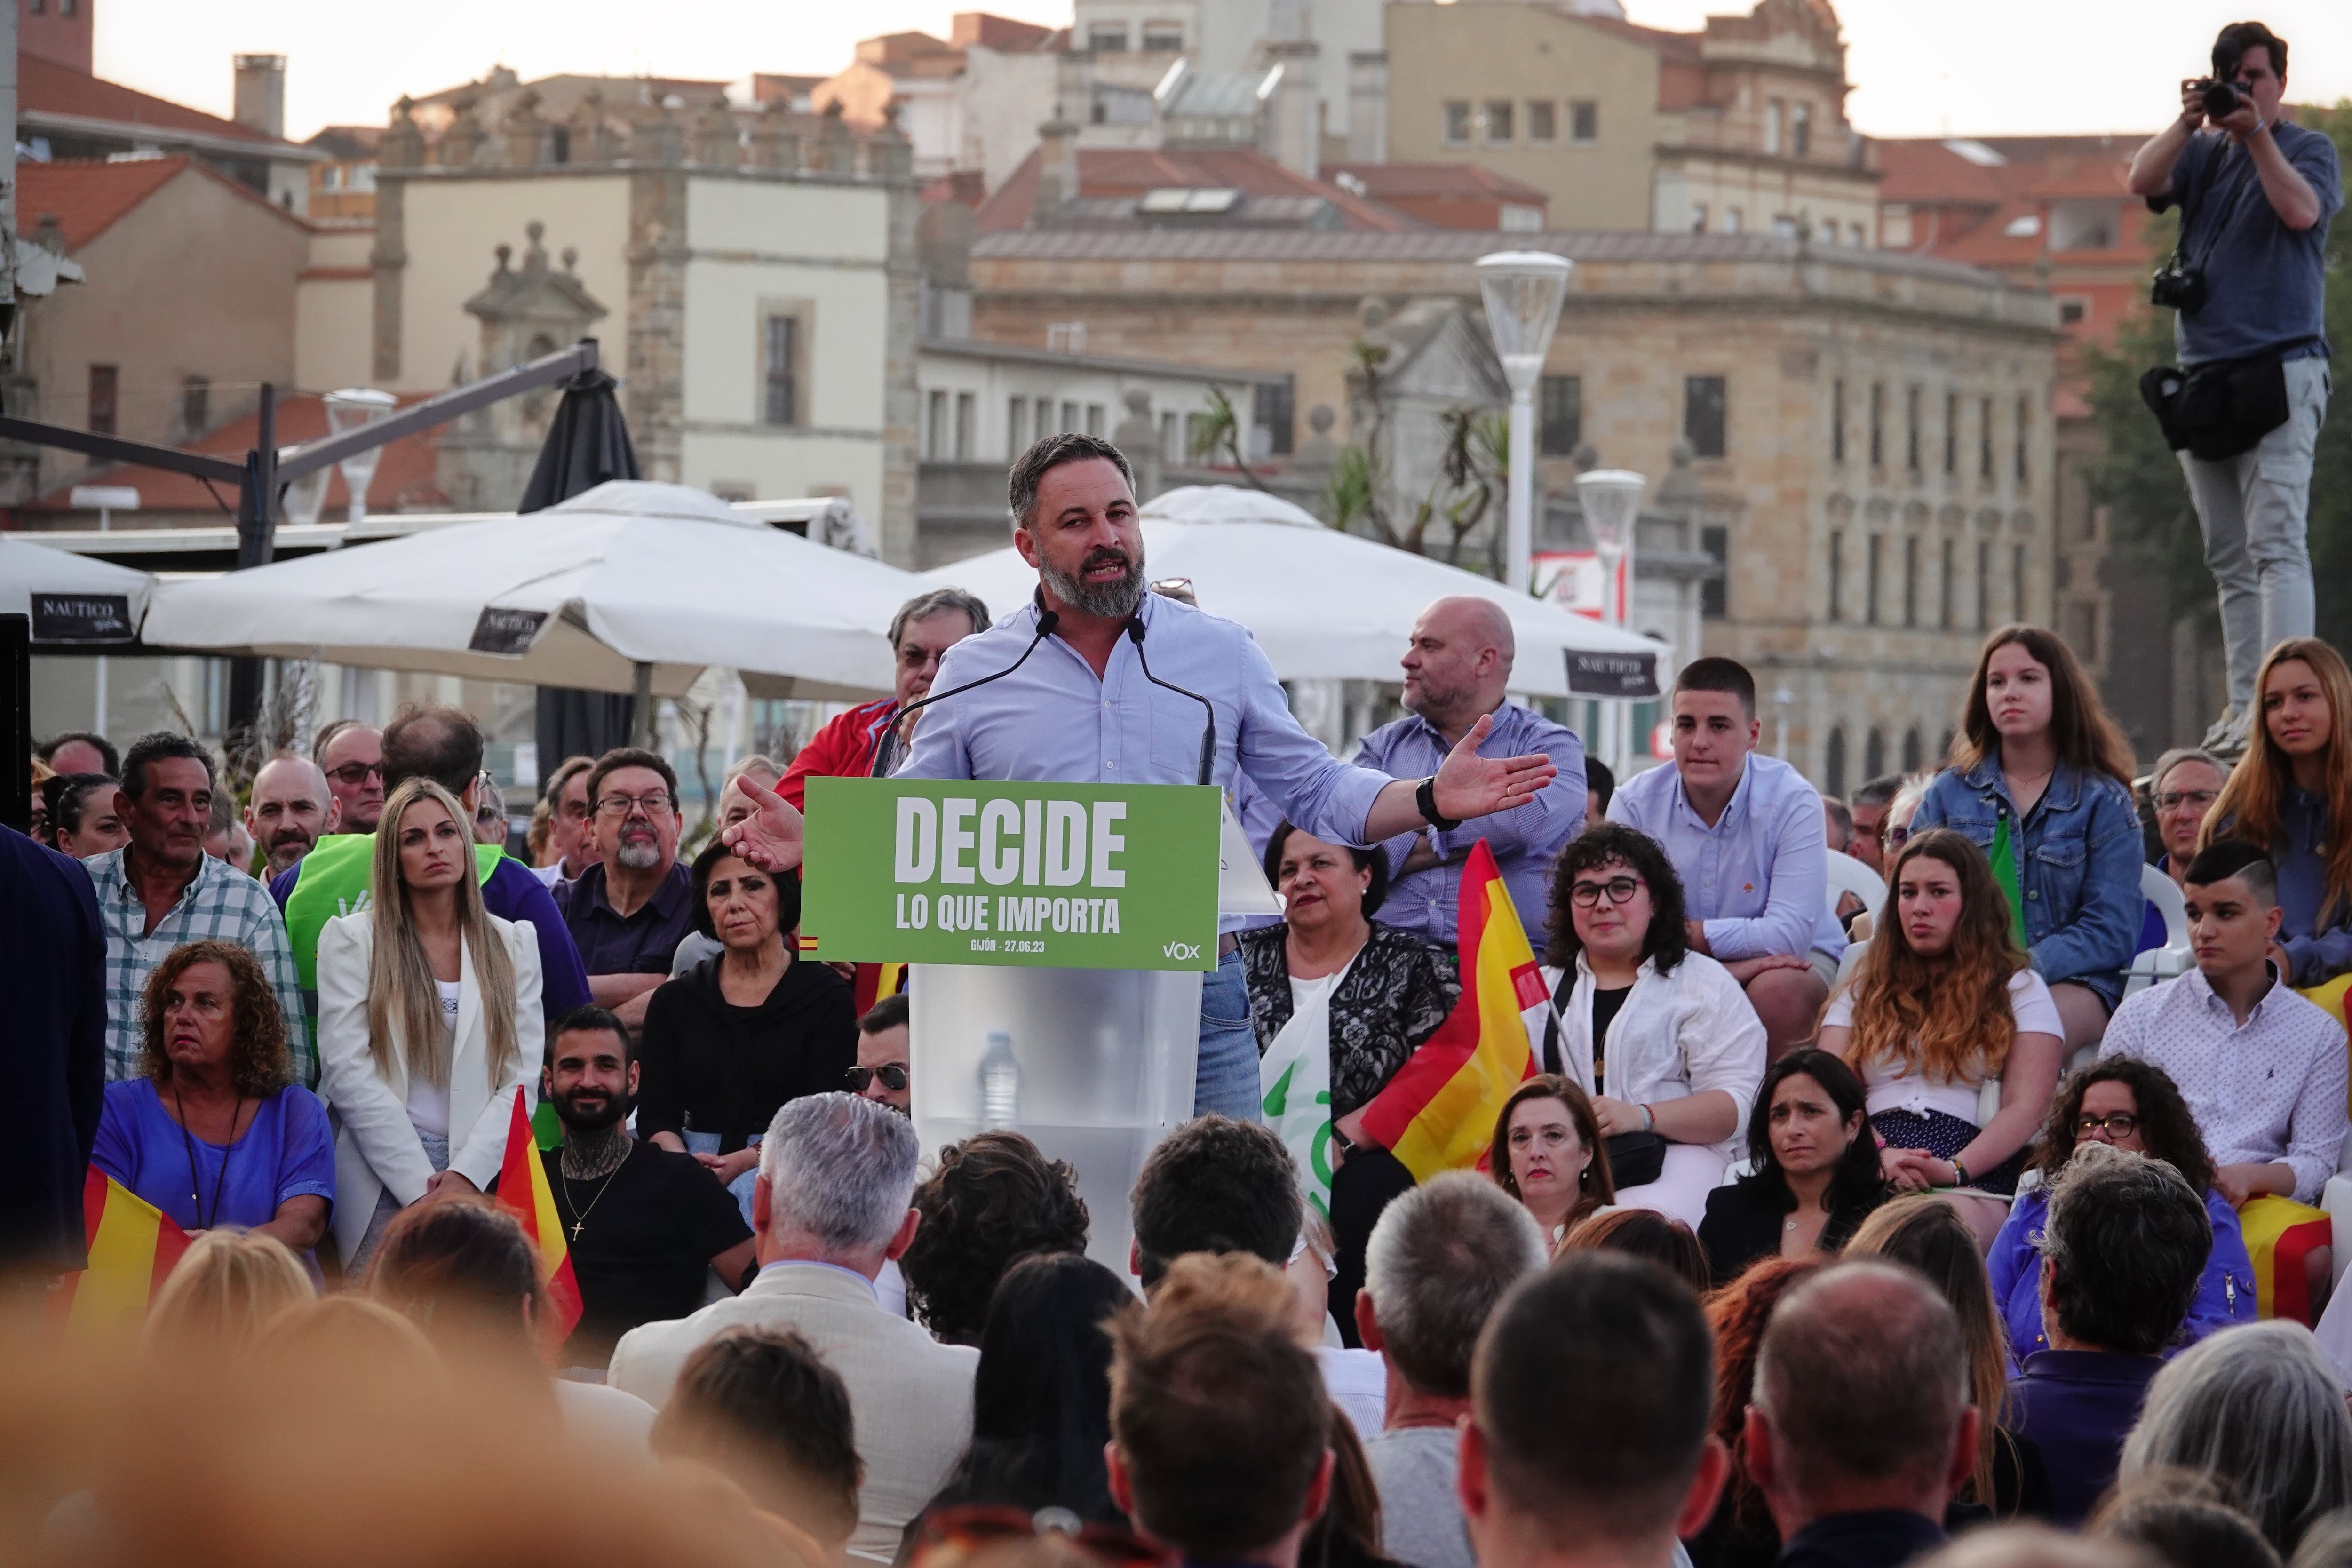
[557,1153,625,1240]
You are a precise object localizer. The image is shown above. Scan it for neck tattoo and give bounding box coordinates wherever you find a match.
[561,1122,631,1181]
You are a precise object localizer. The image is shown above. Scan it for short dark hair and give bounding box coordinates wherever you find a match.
[1009,432,1135,532]
[546,1003,633,1067]
[1674,656,1756,718]
[890,586,992,650]
[1755,1262,1967,1496]
[2214,21,2288,83]
[1263,820,1390,920]
[1130,1115,1301,1289]
[1584,756,1615,815]
[860,991,909,1035]
[901,1130,1091,1344]
[584,746,679,816]
[37,730,119,776]
[42,772,117,845]
[653,1325,863,1539]
[690,835,801,941]
[1474,1252,1716,1542]
[1850,774,1904,811]
[120,731,216,801]
[1544,821,1691,973]
[2040,1144,2211,1356]
[367,1195,545,1336]
[380,705,484,795]
[2185,840,2279,904]
[1823,796,1853,849]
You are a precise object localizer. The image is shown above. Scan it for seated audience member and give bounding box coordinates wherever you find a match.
[669,756,788,975]
[1128,1114,1303,1290]
[526,796,555,875]
[1459,1251,1727,1568]
[1355,1173,1548,1568]
[245,755,339,879]
[534,753,599,888]
[539,1006,754,1368]
[1988,1060,2253,1363]
[779,588,991,807]
[2100,841,2347,1317]
[2118,1321,2352,1559]
[1825,797,1855,858]
[912,1251,1131,1534]
[1913,627,2146,1057]
[93,941,334,1261]
[472,775,509,848]
[1687,1258,1830,1568]
[1558,1209,1711,1297]
[1520,822,1766,1226]
[203,787,254,873]
[1284,1211,1387,1442]
[1701,1049,1888,1286]
[1912,1528,2148,1568]
[1607,658,1845,1058]
[849,993,912,1114]
[2145,748,2230,905]
[313,719,386,834]
[316,778,542,1273]
[1487,1075,1615,1247]
[1848,775,1905,879]
[1745,1263,1978,1568]
[1240,820,1457,1333]
[2290,1512,2352,1568]
[1106,1251,1335,1568]
[143,1228,316,1352]
[1820,829,2065,1250]
[610,1093,977,1563]
[1586,757,1616,827]
[900,1130,1089,1346]
[2008,1145,2213,1526]
[29,753,53,843]
[1307,1417,1407,1568]
[637,840,858,1222]
[1845,778,1935,946]
[553,748,696,1029]
[42,772,126,859]
[2094,1481,2282,1568]
[650,1325,863,1563]
[38,728,119,780]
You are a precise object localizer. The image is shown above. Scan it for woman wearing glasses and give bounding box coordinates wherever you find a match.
[1517,821,1767,1227]
[1985,1058,2254,1362]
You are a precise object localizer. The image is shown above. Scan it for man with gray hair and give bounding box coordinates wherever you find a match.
[609,1093,977,1562]
[778,585,993,808]
[1746,1262,1977,1568]
[1357,1172,1548,1568]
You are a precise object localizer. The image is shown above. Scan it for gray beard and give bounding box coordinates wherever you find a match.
[1040,554,1145,621]
[613,839,661,871]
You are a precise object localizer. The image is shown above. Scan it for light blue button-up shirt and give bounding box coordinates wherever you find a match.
[1353,703,1586,948]
[1606,751,1844,962]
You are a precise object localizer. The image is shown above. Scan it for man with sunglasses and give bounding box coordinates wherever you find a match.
[313,720,387,835]
[552,747,696,1031]
[850,993,912,1114]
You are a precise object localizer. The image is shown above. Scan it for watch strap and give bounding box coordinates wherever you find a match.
[1416,774,1462,832]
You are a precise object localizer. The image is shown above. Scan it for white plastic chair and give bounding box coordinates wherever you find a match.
[2123,864,2191,1001]
[2325,1133,2352,1286]
[1824,852,1887,926]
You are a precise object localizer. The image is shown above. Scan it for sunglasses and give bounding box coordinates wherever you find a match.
[845,1064,909,1093]
[910,1506,1175,1568]
[328,761,385,787]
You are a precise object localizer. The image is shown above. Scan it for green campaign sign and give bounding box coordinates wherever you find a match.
[800,778,1223,971]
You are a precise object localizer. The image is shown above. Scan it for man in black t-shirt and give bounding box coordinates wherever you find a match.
[541,1006,755,1368]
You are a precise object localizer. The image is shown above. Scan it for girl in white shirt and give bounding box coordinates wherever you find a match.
[1820,827,2063,1251]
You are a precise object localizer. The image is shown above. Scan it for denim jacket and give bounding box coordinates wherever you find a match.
[2269,790,2352,987]
[1913,760,2145,1001]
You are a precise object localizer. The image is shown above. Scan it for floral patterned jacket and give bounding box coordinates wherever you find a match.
[1237,921,1461,1118]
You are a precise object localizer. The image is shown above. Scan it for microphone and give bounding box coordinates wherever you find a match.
[1125,614,1217,787]
[869,596,1061,778]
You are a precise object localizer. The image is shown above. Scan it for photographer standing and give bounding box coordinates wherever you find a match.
[2127,22,2339,753]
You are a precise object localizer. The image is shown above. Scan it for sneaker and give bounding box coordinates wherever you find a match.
[2205,708,2255,760]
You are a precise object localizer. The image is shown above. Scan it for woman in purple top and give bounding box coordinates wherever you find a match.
[92,940,335,1261]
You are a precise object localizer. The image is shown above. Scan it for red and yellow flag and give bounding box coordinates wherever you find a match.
[55,1170,191,1337]
[1360,840,1547,1180]
[497,1093,584,1340]
[853,962,906,1017]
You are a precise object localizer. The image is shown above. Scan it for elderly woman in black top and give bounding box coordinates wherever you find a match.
[637,838,859,1221]
[1239,820,1458,1342]
[1698,1048,1889,1286]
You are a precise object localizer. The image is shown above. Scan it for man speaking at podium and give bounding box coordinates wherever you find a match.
[728,433,1557,1120]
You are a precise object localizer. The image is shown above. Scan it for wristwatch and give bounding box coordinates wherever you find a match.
[1331,1126,1359,1158]
[1416,775,1461,832]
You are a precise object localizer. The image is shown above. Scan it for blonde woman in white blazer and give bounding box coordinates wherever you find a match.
[317,777,542,1271]
[1518,822,1766,1228]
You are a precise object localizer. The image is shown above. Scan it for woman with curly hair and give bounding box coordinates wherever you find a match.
[1516,820,1767,1226]
[898,1130,1089,1346]
[91,939,336,1262]
[1821,828,2064,1250]
[1986,1059,2255,1363]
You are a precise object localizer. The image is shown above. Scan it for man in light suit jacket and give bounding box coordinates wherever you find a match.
[610,1093,975,1562]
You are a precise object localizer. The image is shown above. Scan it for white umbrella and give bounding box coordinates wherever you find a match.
[924,483,1662,699]
[0,534,152,642]
[142,481,919,700]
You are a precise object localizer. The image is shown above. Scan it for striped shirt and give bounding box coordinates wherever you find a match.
[84,847,310,1086]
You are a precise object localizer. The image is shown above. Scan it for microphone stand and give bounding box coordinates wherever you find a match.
[1125,616,1217,787]
[869,599,1062,777]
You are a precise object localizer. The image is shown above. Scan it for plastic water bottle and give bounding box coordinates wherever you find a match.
[979,1030,1022,1129]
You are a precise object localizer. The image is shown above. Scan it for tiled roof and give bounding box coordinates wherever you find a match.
[14,156,188,249]
[17,54,298,150]
[976,146,1418,233]
[1325,161,1547,203]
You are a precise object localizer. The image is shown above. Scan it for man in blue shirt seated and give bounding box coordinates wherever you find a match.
[2010,1141,2211,1526]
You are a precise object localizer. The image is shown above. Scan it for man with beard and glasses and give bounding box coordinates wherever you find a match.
[554,747,695,1030]
[540,1006,755,1368]
[245,755,339,878]
[724,431,1561,1121]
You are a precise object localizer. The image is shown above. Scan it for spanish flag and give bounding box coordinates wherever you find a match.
[496,1094,584,1340]
[55,1170,190,1337]
[1360,840,1547,1180]
[853,962,906,1017]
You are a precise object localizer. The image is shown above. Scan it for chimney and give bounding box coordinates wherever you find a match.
[233,55,287,140]
[1258,42,1319,181]
[1348,52,1387,164]
[1036,114,1080,214]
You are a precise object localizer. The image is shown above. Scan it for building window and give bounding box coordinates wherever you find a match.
[1183,411,1208,459]
[87,364,118,436]
[1828,530,1844,621]
[926,390,948,459]
[1944,390,1958,474]
[1866,533,1882,625]
[2015,393,2031,483]
[1764,99,1784,156]
[2058,297,2088,326]
[762,316,801,426]
[954,392,975,459]
[1684,376,1727,459]
[1825,726,1848,798]
[1979,395,1994,479]
[1725,206,1744,233]
[1903,534,1919,626]
[1085,402,1105,437]
[1007,397,1027,456]
[1158,410,1178,462]
[1539,375,1582,456]
[1848,223,1864,246]
[2013,543,2027,622]
[1141,22,1184,50]
[180,375,210,436]
[1868,382,1883,468]
[1484,101,1514,144]
[1569,100,1598,143]
[1791,102,1812,157]
[1254,377,1295,457]
[1061,399,1080,435]
[1902,726,1923,772]
[1976,540,1992,630]
[1864,728,1886,781]
[1691,203,1709,233]
[1939,537,1955,628]
[1700,525,1728,619]
[1526,101,1557,143]
[1089,26,1128,51]
[1831,379,1845,463]
[1031,397,1050,437]
[1443,102,1471,145]
[1905,385,1922,473]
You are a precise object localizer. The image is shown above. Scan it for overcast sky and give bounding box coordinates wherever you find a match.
[94,0,2352,146]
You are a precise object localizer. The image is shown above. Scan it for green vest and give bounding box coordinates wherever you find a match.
[282,834,508,1046]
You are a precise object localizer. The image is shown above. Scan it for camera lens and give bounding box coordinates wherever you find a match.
[2201,79,2243,118]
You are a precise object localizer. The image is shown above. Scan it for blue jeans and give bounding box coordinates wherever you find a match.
[1195,948,1261,1122]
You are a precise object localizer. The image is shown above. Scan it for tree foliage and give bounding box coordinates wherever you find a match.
[1322,335,1510,571]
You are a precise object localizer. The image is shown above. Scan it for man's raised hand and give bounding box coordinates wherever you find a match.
[721,773,805,874]
[1432,713,1559,821]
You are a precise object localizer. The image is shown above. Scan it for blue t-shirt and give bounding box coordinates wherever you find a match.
[2158,121,2341,365]
[91,1079,336,1246]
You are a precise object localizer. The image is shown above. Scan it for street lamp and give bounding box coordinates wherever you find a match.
[323,387,399,528]
[1576,467,1645,775]
[1476,250,1573,594]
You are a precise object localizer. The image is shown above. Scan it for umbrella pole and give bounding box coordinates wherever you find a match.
[630,661,655,749]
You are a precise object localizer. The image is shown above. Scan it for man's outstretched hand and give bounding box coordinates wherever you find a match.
[721,773,805,874]
[1433,714,1560,821]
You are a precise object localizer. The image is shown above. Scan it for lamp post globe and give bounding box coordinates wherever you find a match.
[1574,466,1646,776]
[1475,250,1572,595]
[323,387,399,527]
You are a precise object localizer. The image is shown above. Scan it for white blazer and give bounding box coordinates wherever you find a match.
[316,908,543,1263]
